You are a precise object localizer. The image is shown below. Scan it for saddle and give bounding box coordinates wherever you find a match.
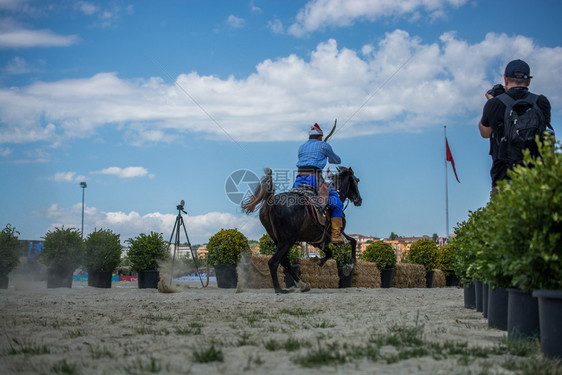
[290,184,329,226]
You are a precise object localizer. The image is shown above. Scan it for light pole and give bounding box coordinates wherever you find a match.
[80,181,87,238]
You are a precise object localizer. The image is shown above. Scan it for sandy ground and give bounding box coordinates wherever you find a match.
[0,280,549,375]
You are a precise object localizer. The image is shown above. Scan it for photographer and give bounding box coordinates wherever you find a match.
[478,59,552,191]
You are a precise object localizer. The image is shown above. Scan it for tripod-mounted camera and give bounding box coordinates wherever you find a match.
[168,200,206,287]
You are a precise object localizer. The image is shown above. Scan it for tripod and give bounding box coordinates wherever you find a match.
[168,200,205,287]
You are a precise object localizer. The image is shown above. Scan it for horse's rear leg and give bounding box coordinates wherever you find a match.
[280,257,309,293]
[268,245,290,294]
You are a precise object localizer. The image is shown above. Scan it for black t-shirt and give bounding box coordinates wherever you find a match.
[480,87,551,186]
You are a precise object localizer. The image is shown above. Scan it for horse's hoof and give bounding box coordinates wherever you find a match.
[298,281,310,293]
[275,289,291,294]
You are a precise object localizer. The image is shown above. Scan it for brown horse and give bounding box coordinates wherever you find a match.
[241,167,362,293]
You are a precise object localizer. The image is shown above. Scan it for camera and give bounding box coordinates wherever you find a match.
[487,84,505,97]
[177,200,186,213]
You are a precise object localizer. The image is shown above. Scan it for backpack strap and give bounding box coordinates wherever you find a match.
[495,93,515,141]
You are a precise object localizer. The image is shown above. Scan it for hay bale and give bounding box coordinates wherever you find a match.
[433,269,446,288]
[352,261,381,288]
[392,264,426,288]
[299,258,339,289]
[236,255,288,290]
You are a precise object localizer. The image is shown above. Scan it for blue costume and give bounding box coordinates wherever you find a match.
[293,138,343,218]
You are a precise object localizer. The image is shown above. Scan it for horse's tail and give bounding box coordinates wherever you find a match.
[241,168,275,214]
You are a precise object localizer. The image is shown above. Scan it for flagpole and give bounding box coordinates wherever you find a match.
[444,125,449,239]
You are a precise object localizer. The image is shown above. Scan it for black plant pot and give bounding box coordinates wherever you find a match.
[445,271,460,287]
[482,283,489,318]
[338,266,353,288]
[507,288,539,340]
[463,281,476,309]
[88,271,113,288]
[425,270,435,288]
[380,268,394,288]
[475,281,483,312]
[533,289,562,360]
[47,267,74,288]
[138,270,159,289]
[0,273,8,289]
[214,264,237,289]
[283,264,301,288]
[488,286,508,331]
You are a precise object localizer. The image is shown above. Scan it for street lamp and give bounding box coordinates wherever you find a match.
[80,181,87,238]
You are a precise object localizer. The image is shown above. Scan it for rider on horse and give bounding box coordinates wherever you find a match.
[293,123,345,244]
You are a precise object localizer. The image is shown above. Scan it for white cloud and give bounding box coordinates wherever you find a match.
[51,171,87,183]
[287,0,468,37]
[94,166,154,179]
[0,22,80,48]
[3,56,37,74]
[267,19,284,34]
[74,1,133,28]
[227,15,245,29]
[77,1,98,15]
[41,203,263,244]
[0,146,12,157]
[0,31,560,145]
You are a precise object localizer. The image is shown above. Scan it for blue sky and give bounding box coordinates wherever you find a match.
[1,0,561,244]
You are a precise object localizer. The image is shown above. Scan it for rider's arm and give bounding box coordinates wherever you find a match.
[323,143,341,164]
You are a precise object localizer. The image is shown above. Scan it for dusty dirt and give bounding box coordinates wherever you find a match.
[0,280,545,374]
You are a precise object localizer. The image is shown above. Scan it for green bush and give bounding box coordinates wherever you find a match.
[327,243,352,267]
[436,244,454,272]
[207,229,250,266]
[451,209,484,280]
[126,232,169,272]
[487,136,562,291]
[405,239,438,270]
[287,244,304,265]
[40,227,85,271]
[258,234,303,264]
[465,204,511,288]
[362,241,396,269]
[84,229,122,272]
[258,233,276,255]
[0,223,23,273]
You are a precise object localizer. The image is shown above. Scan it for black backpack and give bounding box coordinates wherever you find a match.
[496,92,547,165]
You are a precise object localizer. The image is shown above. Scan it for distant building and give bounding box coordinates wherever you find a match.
[167,245,199,259]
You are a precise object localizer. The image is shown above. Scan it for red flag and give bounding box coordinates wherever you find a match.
[446,137,460,183]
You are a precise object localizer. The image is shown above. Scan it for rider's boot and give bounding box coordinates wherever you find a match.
[330,217,344,244]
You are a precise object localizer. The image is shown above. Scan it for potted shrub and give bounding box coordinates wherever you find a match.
[207,228,250,288]
[0,224,23,289]
[451,208,494,310]
[126,232,169,289]
[362,241,396,288]
[405,238,439,288]
[451,217,476,308]
[328,243,353,288]
[40,227,85,288]
[490,137,561,355]
[437,244,459,287]
[84,228,122,288]
[258,233,276,256]
[466,203,511,330]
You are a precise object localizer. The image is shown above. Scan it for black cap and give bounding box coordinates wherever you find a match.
[504,59,532,79]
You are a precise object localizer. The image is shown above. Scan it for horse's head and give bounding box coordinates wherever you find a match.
[331,166,362,207]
